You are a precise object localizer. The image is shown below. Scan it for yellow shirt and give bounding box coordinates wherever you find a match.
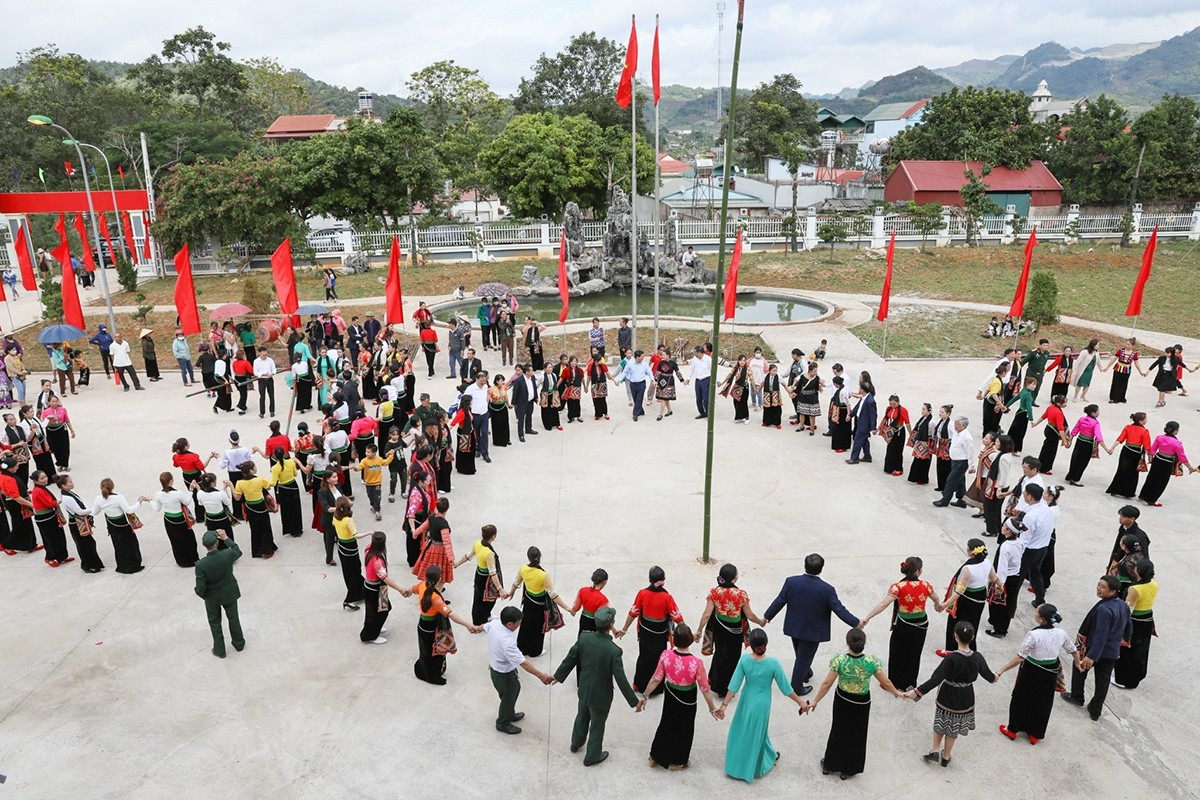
[271,458,300,486]
[1131,579,1158,612]
[518,564,555,597]
[473,539,496,573]
[333,515,357,542]
[985,376,1003,398]
[235,477,271,502]
[378,400,396,422]
[357,454,393,486]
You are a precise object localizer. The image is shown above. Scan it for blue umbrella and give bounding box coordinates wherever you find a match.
[37,324,87,344]
[295,303,329,315]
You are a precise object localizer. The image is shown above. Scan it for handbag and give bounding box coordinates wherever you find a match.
[264,493,279,513]
[701,627,715,657]
[1137,457,1148,473]
[730,385,744,401]
[182,505,195,528]
[377,584,392,613]
[482,579,501,603]
[126,512,143,530]
[75,515,94,536]
[432,618,458,656]
[986,582,1007,608]
[543,601,566,633]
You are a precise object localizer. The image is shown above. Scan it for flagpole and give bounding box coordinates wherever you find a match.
[653,14,662,352]
[701,0,745,565]
[882,319,889,359]
[630,13,639,353]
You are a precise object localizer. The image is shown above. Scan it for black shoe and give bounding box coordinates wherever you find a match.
[583,752,609,767]
[511,712,525,722]
[941,756,951,768]
[923,752,940,764]
[860,457,873,463]
[985,629,1006,638]
[527,430,538,435]
[1061,694,1085,707]
[822,432,832,437]
[570,744,582,754]
[820,758,829,775]
[950,500,967,508]
[483,455,491,463]
[845,459,860,465]
[519,436,525,442]
[135,386,145,391]
[1089,708,1102,721]
[932,500,949,507]
[212,649,226,659]
[797,684,813,696]
[1030,599,1044,608]
[971,512,985,518]
[497,724,522,735]
[695,414,706,419]
[233,642,245,652]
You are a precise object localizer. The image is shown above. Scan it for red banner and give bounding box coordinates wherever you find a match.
[72,213,96,272]
[1125,227,1158,317]
[558,228,570,323]
[723,230,743,321]
[14,221,38,291]
[271,238,299,315]
[0,189,150,214]
[97,212,118,267]
[174,245,202,335]
[877,232,896,322]
[120,211,138,267]
[616,17,638,109]
[1009,227,1038,318]
[385,235,405,324]
[55,214,85,328]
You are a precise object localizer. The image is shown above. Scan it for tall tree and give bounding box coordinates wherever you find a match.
[243,57,318,128]
[1129,94,1200,201]
[1044,95,1134,205]
[128,26,249,123]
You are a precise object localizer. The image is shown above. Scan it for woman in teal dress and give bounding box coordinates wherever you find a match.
[1071,338,1101,403]
[718,628,807,783]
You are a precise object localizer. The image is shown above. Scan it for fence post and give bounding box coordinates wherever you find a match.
[1001,204,1016,245]
[871,206,885,249]
[937,206,952,247]
[1065,204,1080,244]
[1131,203,1143,245]
[803,210,818,251]
[337,230,355,266]
[1191,202,1200,242]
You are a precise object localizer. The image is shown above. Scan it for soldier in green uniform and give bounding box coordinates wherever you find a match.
[1021,339,1054,405]
[404,393,445,435]
[553,606,642,766]
[194,529,245,658]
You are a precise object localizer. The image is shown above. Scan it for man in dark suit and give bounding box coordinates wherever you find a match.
[340,369,362,418]
[763,553,861,694]
[460,348,483,392]
[509,364,539,442]
[553,606,641,766]
[1110,505,1149,567]
[846,384,877,464]
[362,313,382,347]
[194,529,245,658]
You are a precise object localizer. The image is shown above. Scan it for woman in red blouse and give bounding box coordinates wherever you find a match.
[31,470,73,566]
[860,557,943,691]
[571,568,610,633]
[1105,412,1152,498]
[1031,395,1069,474]
[695,563,767,698]
[171,438,215,508]
[617,566,685,694]
[878,395,912,476]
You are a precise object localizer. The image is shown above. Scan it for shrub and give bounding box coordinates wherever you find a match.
[1026,270,1060,326]
[40,276,63,322]
[115,254,139,294]
[240,275,274,314]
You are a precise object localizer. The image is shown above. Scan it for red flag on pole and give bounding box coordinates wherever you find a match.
[142,218,153,261]
[651,18,661,106]
[557,228,570,323]
[73,213,96,272]
[120,211,138,266]
[97,212,117,268]
[723,230,743,321]
[54,214,85,328]
[1009,227,1038,318]
[1125,227,1158,317]
[117,165,125,182]
[385,235,405,324]
[14,221,38,291]
[877,232,896,322]
[271,239,299,316]
[174,244,202,335]
[64,161,75,177]
[616,16,638,109]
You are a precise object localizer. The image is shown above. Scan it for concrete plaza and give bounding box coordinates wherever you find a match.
[0,292,1196,798]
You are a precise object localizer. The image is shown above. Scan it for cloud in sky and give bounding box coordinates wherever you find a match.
[5,1,1200,97]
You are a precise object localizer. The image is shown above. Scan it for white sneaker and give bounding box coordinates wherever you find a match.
[369,636,388,645]
[380,628,388,635]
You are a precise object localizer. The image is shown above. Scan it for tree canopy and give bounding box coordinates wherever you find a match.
[1043,95,1134,205]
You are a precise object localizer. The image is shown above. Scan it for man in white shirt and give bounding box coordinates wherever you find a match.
[110,333,144,391]
[686,346,712,419]
[986,524,1026,638]
[253,349,277,418]
[463,372,492,462]
[486,606,556,734]
[621,350,653,421]
[1011,483,1054,607]
[933,416,976,508]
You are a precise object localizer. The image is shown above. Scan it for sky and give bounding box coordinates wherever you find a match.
[6,1,1200,97]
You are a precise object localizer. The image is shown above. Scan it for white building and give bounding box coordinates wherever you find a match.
[1029,79,1088,123]
[859,99,929,159]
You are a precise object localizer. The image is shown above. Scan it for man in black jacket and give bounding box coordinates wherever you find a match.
[1110,505,1149,568]
[1063,575,1132,721]
[509,364,539,442]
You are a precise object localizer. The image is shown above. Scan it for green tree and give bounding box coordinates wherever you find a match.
[128,26,250,123]
[115,254,138,293]
[890,86,1050,169]
[1026,270,1060,326]
[1129,94,1200,201]
[40,272,63,322]
[1044,95,1134,205]
[959,168,1002,247]
[243,56,318,129]
[816,217,849,262]
[905,201,944,252]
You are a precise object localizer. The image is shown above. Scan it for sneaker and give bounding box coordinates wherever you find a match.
[368,636,388,645]
[388,496,395,503]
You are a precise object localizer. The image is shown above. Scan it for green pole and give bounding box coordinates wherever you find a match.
[701,0,746,564]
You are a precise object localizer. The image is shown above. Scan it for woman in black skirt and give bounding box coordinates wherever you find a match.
[360,532,412,644]
[509,546,573,658]
[332,496,369,610]
[721,355,751,423]
[809,628,902,779]
[559,355,585,423]
[1007,377,1037,452]
[233,462,277,559]
[409,564,481,685]
[488,375,511,447]
[470,524,505,626]
[1032,395,1069,474]
[695,564,767,698]
[403,467,432,569]
[40,395,74,472]
[1106,412,1151,497]
[571,568,609,633]
[524,317,546,371]
[268,447,304,537]
[1139,421,1197,505]
[89,478,143,574]
[906,621,997,767]
[1148,346,1181,407]
[983,435,1015,538]
[194,473,235,544]
[587,348,614,420]
[30,470,73,566]
[149,471,198,567]
[793,362,823,434]
[538,363,562,431]
[1114,558,1157,689]
[995,603,1076,744]
[57,475,102,572]
[939,540,999,653]
[760,364,783,428]
[22,405,56,481]
[638,624,720,771]
[1064,404,1106,486]
[617,566,685,695]
[932,405,954,492]
[879,395,911,476]
[906,403,933,483]
[453,407,476,476]
[860,557,942,691]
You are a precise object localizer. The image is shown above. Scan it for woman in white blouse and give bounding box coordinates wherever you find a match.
[994,603,1076,745]
[192,472,236,544]
[148,471,198,567]
[89,478,142,574]
[218,431,253,519]
[57,474,103,573]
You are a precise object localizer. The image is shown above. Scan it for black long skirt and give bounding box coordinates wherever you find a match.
[633,622,670,694]
[296,375,314,411]
[517,589,547,657]
[982,401,1001,437]
[565,398,581,421]
[362,371,378,402]
[5,500,37,551]
[883,433,905,474]
[1138,457,1175,504]
[36,517,71,563]
[1114,614,1154,688]
[33,452,57,482]
[1064,438,1095,483]
[707,616,745,698]
[823,688,871,776]
[455,449,475,475]
[360,581,389,641]
[649,683,698,768]
[1109,371,1131,403]
[277,481,303,536]
[472,568,496,625]
[145,357,160,379]
[491,408,511,447]
[946,590,984,651]
[1006,658,1059,739]
[593,395,609,418]
[47,426,71,469]
[404,513,426,568]
[888,614,928,690]
[106,516,142,574]
[1106,446,1143,498]
[1038,427,1062,472]
[69,520,104,571]
[540,403,560,430]
[414,617,447,685]
[907,455,931,484]
[245,499,277,557]
[163,514,199,567]
[762,403,781,427]
[983,496,1004,537]
[935,458,951,492]
[733,394,749,421]
[1008,411,1030,452]
[338,538,364,604]
[438,457,453,491]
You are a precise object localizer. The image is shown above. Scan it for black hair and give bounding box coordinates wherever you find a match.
[1118,504,1140,519]
[527,546,541,568]
[1134,558,1154,583]
[591,568,608,585]
[900,556,923,581]
[748,628,768,655]
[846,628,866,654]
[420,565,443,612]
[1024,483,1044,502]
[717,563,738,587]
[804,553,824,575]
[647,565,666,591]
[172,437,190,454]
[953,621,975,645]
[1099,575,1121,593]
[500,606,522,625]
[673,623,695,649]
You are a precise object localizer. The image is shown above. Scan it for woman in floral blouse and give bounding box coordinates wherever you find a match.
[636,624,719,770]
[860,556,943,691]
[695,563,767,698]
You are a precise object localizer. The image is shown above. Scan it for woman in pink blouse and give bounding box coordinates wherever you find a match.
[636,624,719,770]
[1064,404,1105,486]
[1138,421,1196,506]
[40,395,75,472]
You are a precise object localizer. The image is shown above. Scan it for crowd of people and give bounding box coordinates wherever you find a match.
[0,302,1187,784]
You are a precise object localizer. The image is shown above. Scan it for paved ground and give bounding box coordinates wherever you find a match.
[1,289,1197,798]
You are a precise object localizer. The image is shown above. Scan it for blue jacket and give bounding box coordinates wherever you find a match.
[852,393,877,432]
[764,573,859,643]
[1079,595,1132,661]
[88,328,113,351]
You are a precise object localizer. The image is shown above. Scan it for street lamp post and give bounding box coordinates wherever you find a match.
[27,114,119,334]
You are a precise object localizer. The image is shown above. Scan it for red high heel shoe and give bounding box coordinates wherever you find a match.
[998,725,1017,741]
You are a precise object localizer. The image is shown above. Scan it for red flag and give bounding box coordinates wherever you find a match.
[97,212,118,268]
[385,235,405,324]
[1009,227,1038,318]
[64,161,75,177]
[1125,227,1158,317]
[616,16,638,109]
[651,18,661,106]
[117,165,125,182]
[120,211,138,266]
[54,214,85,328]
[142,219,153,261]
[72,213,96,272]
[557,228,570,323]
[723,230,743,321]
[14,221,38,291]
[173,245,202,335]
[271,239,299,315]
[877,232,896,322]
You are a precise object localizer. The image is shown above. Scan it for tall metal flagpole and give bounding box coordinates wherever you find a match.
[630,15,639,353]
[653,14,662,351]
[701,0,745,564]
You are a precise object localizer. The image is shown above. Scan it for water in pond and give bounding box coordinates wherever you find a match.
[446,290,825,324]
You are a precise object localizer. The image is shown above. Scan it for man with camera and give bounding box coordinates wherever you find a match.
[1004,483,1054,607]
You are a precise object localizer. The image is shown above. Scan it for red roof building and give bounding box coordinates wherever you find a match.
[885,160,1063,214]
[657,153,692,175]
[264,113,383,141]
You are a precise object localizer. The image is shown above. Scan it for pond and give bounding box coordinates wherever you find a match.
[443,289,827,325]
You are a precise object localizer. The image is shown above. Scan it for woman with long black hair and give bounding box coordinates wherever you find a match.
[314,470,340,566]
[1106,412,1151,498]
[558,355,585,423]
[57,474,102,572]
[637,623,719,771]
[1114,558,1157,689]
[1031,395,1070,474]
[695,563,766,698]
[939,539,999,654]
[721,355,750,424]
[995,603,1076,744]
[538,362,562,431]
[40,395,74,473]
[30,470,73,567]
[150,471,198,567]
[1007,377,1037,452]
[1064,404,1106,486]
[409,564,481,685]
[471,524,505,625]
[268,447,304,537]
[571,568,609,633]
[906,403,933,484]
[509,545,573,657]
[983,435,1016,539]
[332,496,371,611]
[454,406,476,476]
[879,395,911,476]
[1138,421,1196,506]
[760,364,783,429]
[586,348,615,420]
[233,461,277,559]
[932,404,954,492]
[192,473,235,544]
[360,532,412,644]
[860,556,942,691]
[89,478,142,574]
[21,405,55,481]
[617,566,686,694]
[403,467,433,569]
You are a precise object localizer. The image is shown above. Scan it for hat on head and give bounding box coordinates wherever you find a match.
[98,324,107,330]
[594,606,617,627]
[419,393,430,401]
[0,455,16,469]
[202,530,219,548]
[139,328,153,339]
[229,431,240,444]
